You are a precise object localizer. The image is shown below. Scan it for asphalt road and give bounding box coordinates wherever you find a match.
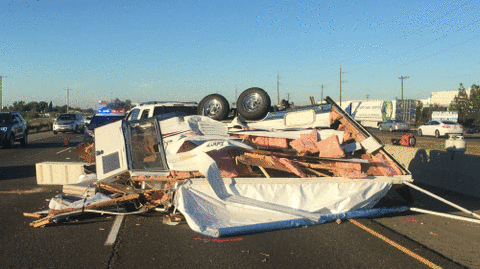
[0,131,479,268]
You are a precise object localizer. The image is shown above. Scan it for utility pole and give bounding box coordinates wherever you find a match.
[65,88,72,113]
[0,76,6,111]
[277,73,280,105]
[321,85,324,102]
[398,76,409,101]
[339,65,347,106]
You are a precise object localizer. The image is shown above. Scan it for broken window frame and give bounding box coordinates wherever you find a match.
[125,117,170,176]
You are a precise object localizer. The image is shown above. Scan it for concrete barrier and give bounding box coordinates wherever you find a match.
[384,144,480,198]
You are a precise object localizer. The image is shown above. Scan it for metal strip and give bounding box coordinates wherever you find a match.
[404,181,480,220]
[105,215,124,246]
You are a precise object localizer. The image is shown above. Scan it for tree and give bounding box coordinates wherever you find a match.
[448,83,480,127]
[25,101,39,112]
[124,99,132,111]
[12,101,25,112]
[38,101,49,113]
[110,98,133,111]
[468,84,480,126]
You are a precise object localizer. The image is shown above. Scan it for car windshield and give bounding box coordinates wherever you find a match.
[89,115,125,129]
[441,121,457,125]
[58,114,76,120]
[0,114,11,124]
[393,120,405,123]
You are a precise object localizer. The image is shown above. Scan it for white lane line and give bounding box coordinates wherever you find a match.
[56,147,72,154]
[105,215,125,246]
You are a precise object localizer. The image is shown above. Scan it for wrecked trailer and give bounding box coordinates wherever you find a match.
[27,96,480,237]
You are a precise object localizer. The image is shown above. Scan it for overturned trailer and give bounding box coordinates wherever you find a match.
[28,95,480,236]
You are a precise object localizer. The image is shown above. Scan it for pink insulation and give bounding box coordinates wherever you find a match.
[207,150,240,178]
[316,134,346,159]
[334,162,368,178]
[278,157,307,178]
[289,129,320,154]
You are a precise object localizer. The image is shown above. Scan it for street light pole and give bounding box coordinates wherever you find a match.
[65,88,71,113]
[339,65,347,106]
[321,85,324,102]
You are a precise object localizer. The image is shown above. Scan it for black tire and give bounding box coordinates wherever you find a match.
[236,87,271,121]
[409,136,416,147]
[20,132,28,147]
[53,131,57,134]
[435,130,440,138]
[3,135,14,148]
[74,125,80,134]
[389,126,394,132]
[418,129,422,136]
[379,126,383,132]
[198,94,230,121]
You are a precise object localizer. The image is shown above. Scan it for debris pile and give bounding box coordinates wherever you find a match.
[25,97,412,236]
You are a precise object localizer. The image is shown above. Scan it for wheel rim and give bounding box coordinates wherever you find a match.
[9,136,14,147]
[202,99,223,117]
[241,93,264,112]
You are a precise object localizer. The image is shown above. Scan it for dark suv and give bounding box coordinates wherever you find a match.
[0,112,28,148]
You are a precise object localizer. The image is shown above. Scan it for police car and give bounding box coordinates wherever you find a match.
[84,101,126,142]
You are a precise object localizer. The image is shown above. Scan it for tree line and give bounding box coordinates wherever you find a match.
[1,98,132,119]
[450,83,480,127]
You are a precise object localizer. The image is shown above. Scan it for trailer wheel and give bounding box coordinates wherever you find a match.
[236,87,271,121]
[198,94,230,121]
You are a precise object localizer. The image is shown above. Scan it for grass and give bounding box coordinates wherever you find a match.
[26,118,54,134]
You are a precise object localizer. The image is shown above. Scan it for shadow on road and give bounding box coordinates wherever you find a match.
[0,165,36,181]
[408,149,480,214]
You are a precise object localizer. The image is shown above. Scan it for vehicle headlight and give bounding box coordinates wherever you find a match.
[0,127,7,132]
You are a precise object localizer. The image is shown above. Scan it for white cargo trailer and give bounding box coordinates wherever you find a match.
[341,99,416,128]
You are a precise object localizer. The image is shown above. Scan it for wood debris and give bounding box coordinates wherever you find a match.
[27,103,410,229]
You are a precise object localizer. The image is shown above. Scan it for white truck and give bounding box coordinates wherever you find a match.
[341,99,416,128]
[431,111,458,122]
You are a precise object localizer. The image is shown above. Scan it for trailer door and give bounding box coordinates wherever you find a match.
[95,120,129,181]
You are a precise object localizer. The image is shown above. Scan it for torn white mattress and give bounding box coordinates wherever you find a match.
[173,177,393,237]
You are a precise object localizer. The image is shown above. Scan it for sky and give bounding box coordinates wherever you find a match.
[0,0,479,109]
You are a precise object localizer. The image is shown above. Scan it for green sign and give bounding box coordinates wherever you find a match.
[381,101,393,120]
